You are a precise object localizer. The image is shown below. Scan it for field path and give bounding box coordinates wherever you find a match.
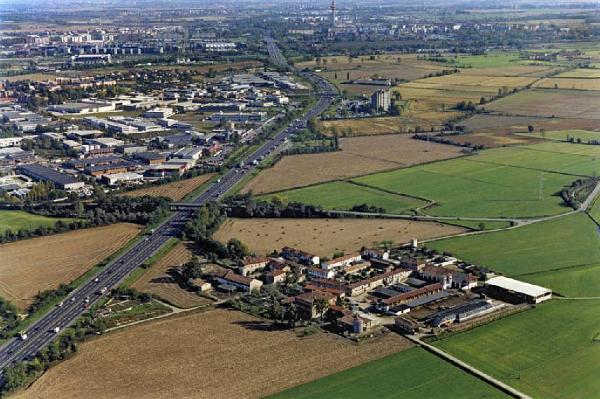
[407,335,532,399]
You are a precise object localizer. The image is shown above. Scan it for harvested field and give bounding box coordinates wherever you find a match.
[131,242,211,309]
[460,114,600,132]
[459,65,557,77]
[5,73,58,82]
[406,74,538,89]
[242,135,463,194]
[321,111,462,136]
[456,114,600,147]
[557,68,600,78]
[485,89,600,119]
[122,174,215,201]
[242,151,395,194]
[297,54,447,95]
[214,218,467,258]
[0,223,140,310]
[534,77,600,90]
[15,310,412,399]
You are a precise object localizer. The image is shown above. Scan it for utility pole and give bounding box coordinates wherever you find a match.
[539,172,545,201]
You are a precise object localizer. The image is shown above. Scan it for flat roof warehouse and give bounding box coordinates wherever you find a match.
[485,276,552,304]
[17,163,84,190]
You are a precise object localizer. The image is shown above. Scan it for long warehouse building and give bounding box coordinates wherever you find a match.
[17,163,85,190]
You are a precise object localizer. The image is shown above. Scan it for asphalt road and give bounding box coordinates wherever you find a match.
[0,57,336,372]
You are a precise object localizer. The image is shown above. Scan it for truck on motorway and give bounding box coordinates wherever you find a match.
[53,327,60,333]
[19,331,27,340]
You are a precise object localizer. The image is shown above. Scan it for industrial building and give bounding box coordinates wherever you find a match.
[17,163,85,190]
[485,276,552,304]
[370,89,391,112]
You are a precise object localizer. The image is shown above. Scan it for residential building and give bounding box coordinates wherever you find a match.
[321,253,362,270]
[238,256,269,276]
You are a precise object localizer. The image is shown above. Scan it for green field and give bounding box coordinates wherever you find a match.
[439,52,523,68]
[268,347,508,399]
[353,158,574,218]
[429,213,600,288]
[590,195,600,222]
[0,210,73,234]
[524,263,600,297]
[469,143,600,176]
[433,300,600,399]
[263,181,426,214]
[520,130,600,143]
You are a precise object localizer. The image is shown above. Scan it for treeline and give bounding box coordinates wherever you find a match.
[182,202,228,259]
[560,177,599,209]
[225,193,328,219]
[0,285,73,340]
[0,297,19,338]
[0,195,170,244]
[350,204,387,214]
[0,219,90,244]
[412,133,486,150]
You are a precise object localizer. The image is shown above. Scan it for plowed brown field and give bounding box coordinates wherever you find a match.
[15,310,412,399]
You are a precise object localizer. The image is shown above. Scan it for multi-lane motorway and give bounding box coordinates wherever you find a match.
[0,41,336,371]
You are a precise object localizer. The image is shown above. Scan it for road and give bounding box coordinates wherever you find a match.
[0,40,336,372]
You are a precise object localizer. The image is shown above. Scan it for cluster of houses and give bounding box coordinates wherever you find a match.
[187,244,552,338]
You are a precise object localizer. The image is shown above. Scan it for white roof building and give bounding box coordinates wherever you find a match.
[485,276,552,304]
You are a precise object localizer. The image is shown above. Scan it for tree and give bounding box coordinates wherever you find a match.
[314,298,329,320]
[285,303,299,328]
[182,256,203,279]
[270,301,284,323]
[227,238,249,260]
[528,125,535,133]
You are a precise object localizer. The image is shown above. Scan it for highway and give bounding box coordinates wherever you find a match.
[0,39,336,372]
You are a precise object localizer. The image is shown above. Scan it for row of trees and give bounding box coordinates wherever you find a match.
[225,193,327,219]
[412,133,486,151]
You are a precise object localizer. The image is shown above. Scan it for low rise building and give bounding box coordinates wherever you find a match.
[485,276,552,304]
[238,256,269,276]
[17,163,84,190]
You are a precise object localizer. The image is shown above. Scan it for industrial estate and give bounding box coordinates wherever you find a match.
[0,0,598,398]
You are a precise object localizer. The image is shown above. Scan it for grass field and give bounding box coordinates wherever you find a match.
[269,347,507,399]
[520,129,600,143]
[523,263,600,298]
[485,89,600,119]
[433,300,600,399]
[263,181,427,213]
[15,310,412,399]
[428,213,600,289]
[131,242,211,308]
[436,52,524,68]
[122,174,215,201]
[0,210,73,234]
[0,223,141,309]
[468,142,600,176]
[353,157,575,218]
[243,134,463,194]
[215,218,467,258]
